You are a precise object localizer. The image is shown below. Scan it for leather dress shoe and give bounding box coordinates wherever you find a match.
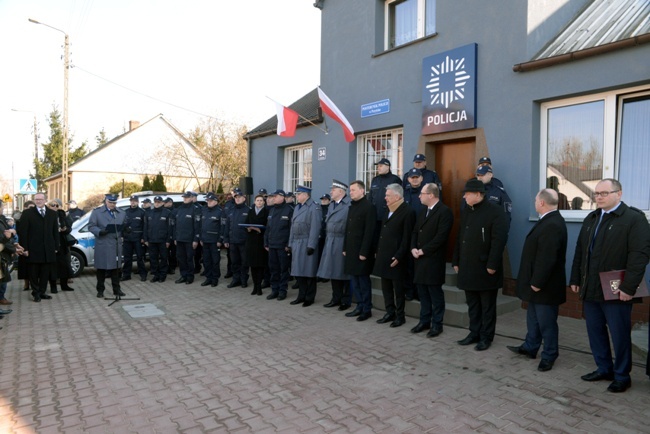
[457,335,479,346]
[475,341,491,351]
[114,289,126,297]
[224,272,233,278]
[61,287,74,291]
[96,292,104,298]
[507,345,536,359]
[390,318,405,328]
[277,294,287,301]
[537,359,554,372]
[175,277,187,284]
[159,278,166,282]
[0,309,13,314]
[338,304,351,311]
[211,282,219,287]
[151,277,160,283]
[227,281,241,288]
[292,282,300,289]
[376,313,395,324]
[201,280,212,287]
[120,276,131,281]
[241,283,248,288]
[323,301,340,308]
[185,279,193,285]
[607,379,631,393]
[302,301,313,307]
[40,294,52,300]
[581,370,614,382]
[140,276,148,282]
[290,299,305,305]
[357,311,372,321]
[427,327,443,338]
[345,308,361,317]
[410,323,430,333]
[266,293,278,300]
[50,290,58,294]
[33,297,41,303]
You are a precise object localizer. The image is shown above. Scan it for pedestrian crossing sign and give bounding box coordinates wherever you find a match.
[19,178,37,194]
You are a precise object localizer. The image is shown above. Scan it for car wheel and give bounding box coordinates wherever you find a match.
[70,250,85,277]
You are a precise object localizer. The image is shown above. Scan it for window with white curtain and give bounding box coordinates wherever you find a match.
[357,128,403,189]
[385,0,436,49]
[283,144,312,193]
[540,86,650,218]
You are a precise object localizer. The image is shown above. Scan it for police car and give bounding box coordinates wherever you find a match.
[69,192,207,277]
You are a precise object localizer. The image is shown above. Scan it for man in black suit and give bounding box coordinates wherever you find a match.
[507,189,567,372]
[18,192,60,302]
[410,183,453,337]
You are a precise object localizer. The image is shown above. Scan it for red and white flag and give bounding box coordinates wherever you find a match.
[318,87,355,142]
[274,102,299,137]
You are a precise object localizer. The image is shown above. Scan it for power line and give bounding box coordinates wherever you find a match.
[72,64,218,120]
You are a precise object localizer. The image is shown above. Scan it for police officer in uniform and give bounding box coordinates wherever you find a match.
[174,191,201,284]
[369,158,401,240]
[264,189,293,301]
[224,188,250,288]
[403,154,442,194]
[190,191,204,274]
[476,165,512,224]
[200,192,224,287]
[477,157,504,188]
[163,197,177,274]
[121,195,148,282]
[145,196,173,283]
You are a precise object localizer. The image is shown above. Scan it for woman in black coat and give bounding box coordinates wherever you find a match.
[48,200,74,292]
[245,195,269,295]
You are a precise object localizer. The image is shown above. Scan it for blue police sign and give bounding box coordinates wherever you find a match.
[422,43,477,134]
[361,99,390,118]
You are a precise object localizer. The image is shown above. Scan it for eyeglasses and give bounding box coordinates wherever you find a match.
[592,190,619,198]
[49,204,59,207]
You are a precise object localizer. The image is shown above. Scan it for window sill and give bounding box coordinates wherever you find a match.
[373,33,438,58]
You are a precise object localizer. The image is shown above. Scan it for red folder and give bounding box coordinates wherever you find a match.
[599,270,649,301]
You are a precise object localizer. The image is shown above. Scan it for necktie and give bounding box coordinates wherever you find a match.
[40,208,45,217]
[590,212,605,252]
[426,208,430,218]
[333,201,338,210]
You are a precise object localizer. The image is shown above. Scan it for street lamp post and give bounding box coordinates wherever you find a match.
[29,18,70,205]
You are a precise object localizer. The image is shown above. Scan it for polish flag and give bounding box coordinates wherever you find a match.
[318,87,355,142]
[274,102,299,137]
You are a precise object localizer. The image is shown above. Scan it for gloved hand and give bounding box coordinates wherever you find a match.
[307,247,315,256]
[99,230,107,236]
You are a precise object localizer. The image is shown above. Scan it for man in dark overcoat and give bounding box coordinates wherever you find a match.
[264,190,293,301]
[570,179,650,393]
[410,183,453,337]
[18,192,60,302]
[452,179,509,351]
[121,195,148,282]
[288,186,322,307]
[89,194,127,298]
[144,196,173,283]
[372,183,415,328]
[318,180,351,310]
[343,180,376,321]
[508,189,567,372]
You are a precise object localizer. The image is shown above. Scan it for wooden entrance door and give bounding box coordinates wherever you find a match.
[434,140,476,261]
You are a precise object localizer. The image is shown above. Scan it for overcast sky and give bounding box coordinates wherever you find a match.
[0,0,321,192]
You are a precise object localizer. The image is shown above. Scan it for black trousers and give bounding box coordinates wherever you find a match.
[176,241,195,280]
[167,241,177,272]
[122,239,147,278]
[465,289,498,343]
[96,269,120,294]
[296,276,317,302]
[149,242,168,279]
[380,277,405,319]
[229,243,249,284]
[29,262,53,298]
[250,266,265,287]
[330,279,350,304]
[202,243,221,283]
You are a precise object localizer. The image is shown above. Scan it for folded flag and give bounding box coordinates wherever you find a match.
[318,87,355,142]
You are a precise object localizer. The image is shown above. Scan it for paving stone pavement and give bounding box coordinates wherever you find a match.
[1,266,650,433]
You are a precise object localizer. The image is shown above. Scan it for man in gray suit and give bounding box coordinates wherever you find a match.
[89,194,127,298]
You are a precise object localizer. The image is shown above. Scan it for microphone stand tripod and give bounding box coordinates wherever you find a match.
[104,214,140,307]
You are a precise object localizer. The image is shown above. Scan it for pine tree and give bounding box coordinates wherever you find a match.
[151,172,167,192]
[142,175,152,191]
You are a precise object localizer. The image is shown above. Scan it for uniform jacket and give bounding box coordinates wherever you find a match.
[411,201,454,286]
[89,205,126,270]
[245,206,269,268]
[402,167,442,192]
[18,206,60,264]
[264,202,293,249]
[516,210,567,305]
[372,201,415,280]
[67,207,85,223]
[317,196,351,280]
[369,171,402,221]
[452,199,509,291]
[123,206,147,242]
[200,205,225,244]
[144,206,173,244]
[288,200,322,277]
[343,196,376,275]
[404,183,425,213]
[570,202,650,301]
[224,202,250,245]
[174,203,201,243]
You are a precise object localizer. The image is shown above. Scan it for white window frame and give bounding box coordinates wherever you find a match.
[283,143,312,193]
[540,84,650,220]
[384,0,436,50]
[356,128,403,189]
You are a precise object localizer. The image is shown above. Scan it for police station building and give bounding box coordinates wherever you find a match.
[245,0,650,320]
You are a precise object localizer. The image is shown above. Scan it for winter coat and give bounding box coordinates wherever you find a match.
[343,196,376,276]
[452,199,508,291]
[317,196,351,280]
[245,206,269,268]
[174,203,200,243]
[411,201,454,286]
[372,201,415,280]
[88,206,126,270]
[288,200,322,277]
[224,202,250,245]
[123,206,147,242]
[145,207,173,244]
[369,171,402,221]
[264,202,293,249]
[200,205,225,244]
[18,206,59,264]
